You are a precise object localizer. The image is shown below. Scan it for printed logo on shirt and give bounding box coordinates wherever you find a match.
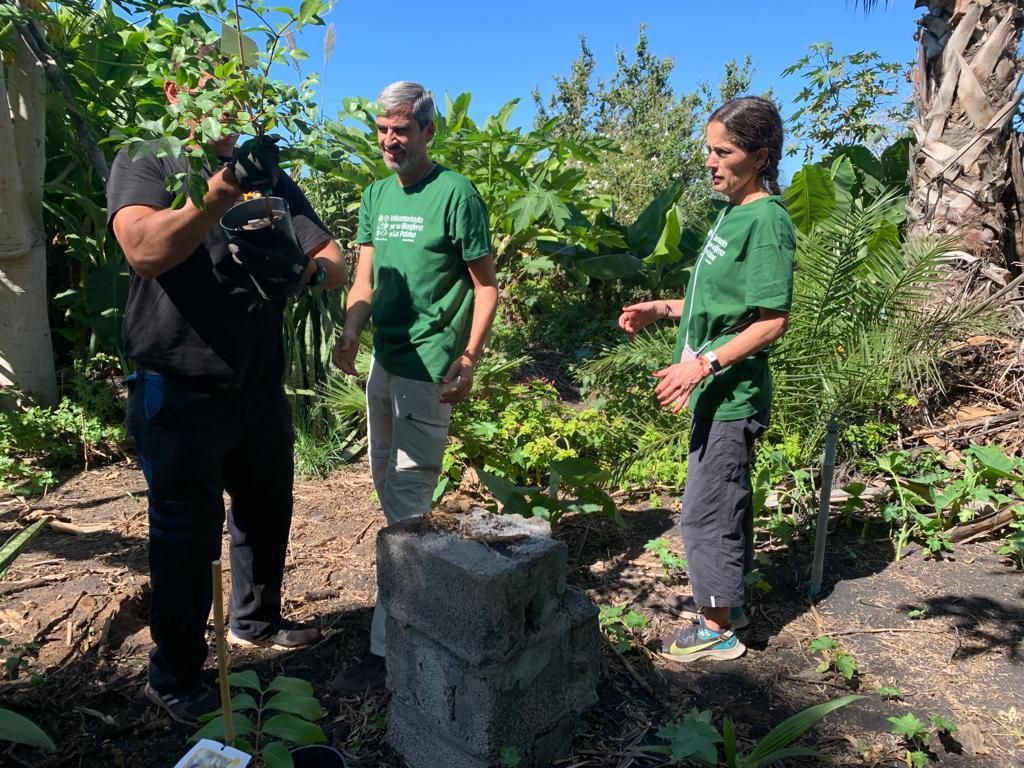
[703,233,727,264]
[375,213,424,243]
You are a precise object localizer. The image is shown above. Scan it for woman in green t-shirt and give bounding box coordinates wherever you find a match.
[618,96,795,663]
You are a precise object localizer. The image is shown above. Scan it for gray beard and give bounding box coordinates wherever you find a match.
[385,150,425,176]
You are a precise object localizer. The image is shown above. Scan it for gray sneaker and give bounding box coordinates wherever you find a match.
[667,594,749,630]
[144,681,221,726]
[228,619,321,650]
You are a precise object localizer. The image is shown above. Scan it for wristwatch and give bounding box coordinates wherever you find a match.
[306,261,327,289]
[704,350,723,374]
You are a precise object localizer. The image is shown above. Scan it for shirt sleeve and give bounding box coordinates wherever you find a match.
[105,148,172,233]
[448,188,491,262]
[356,184,375,245]
[278,174,332,256]
[745,216,795,312]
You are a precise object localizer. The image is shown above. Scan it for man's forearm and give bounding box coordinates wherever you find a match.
[307,240,348,290]
[463,284,498,362]
[121,170,241,278]
[342,282,373,338]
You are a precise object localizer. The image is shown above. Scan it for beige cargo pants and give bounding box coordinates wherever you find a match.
[365,358,452,656]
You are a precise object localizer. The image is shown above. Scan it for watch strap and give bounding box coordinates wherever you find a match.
[307,261,327,288]
[704,350,723,373]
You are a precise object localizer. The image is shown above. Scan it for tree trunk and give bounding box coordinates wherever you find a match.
[0,10,57,406]
[908,0,1024,273]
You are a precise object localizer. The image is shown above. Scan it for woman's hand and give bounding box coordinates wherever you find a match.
[618,301,667,336]
[653,359,707,413]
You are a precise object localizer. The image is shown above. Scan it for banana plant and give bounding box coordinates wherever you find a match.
[538,181,719,294]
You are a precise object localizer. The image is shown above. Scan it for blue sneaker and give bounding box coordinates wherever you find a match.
[659,615,746,663]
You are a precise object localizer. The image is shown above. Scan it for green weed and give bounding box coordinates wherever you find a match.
[888,711,956,766]
[599,605,649,654]
[809,636,858,682]
[645,695,864,766]
[643,537,687,578]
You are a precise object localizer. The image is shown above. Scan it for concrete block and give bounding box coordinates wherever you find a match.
[563,587,601,713]
[386,699,490,768]
[386,621,571,754]
[381,511,602,768]
[529,714,577,768]
[378,511,568,665]
[386,586,601,755]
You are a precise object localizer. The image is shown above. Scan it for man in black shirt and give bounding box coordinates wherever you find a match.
[107,76,347,725]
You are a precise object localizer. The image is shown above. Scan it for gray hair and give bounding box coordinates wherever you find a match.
[377,81,435,127]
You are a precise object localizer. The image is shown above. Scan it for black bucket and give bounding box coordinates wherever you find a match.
[220,196,298,250]
[290,744,349,768]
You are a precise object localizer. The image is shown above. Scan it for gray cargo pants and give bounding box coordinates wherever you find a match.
[681,410,769,608]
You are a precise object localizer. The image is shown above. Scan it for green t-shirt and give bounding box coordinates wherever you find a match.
[357,165,491,382]
[673,195,795,420]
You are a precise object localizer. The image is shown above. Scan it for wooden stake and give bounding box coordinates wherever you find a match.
[211,559,234,744]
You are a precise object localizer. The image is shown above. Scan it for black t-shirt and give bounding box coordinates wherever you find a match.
[106,142,331,390]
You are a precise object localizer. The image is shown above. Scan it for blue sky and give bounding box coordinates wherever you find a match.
[291,1,921,179]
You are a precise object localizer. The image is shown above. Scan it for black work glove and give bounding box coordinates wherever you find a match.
[227,135,282,193]
[227,236,310,301]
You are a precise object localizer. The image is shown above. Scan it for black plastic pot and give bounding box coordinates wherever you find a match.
[220,196,298,250]
[290,744,349,768]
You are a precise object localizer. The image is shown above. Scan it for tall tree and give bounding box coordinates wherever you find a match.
[862,1,1024,271]
[534,26,754,224]
[0,1,57,405]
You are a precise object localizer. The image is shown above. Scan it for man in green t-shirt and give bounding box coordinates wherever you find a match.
[331,81,499,693]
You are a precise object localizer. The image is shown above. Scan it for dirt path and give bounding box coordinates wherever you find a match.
[0,463,1021,766]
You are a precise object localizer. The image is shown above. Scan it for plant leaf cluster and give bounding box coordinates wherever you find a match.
[193,671,326,768]
[646,695,863,767]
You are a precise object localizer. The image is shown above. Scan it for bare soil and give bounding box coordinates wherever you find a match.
[1,461,1021,767]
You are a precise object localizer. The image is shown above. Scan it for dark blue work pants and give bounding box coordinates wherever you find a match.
[126,372,294,693]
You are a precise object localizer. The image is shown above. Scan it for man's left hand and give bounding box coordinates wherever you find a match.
[227,135,282,193]
[441,354,475,404]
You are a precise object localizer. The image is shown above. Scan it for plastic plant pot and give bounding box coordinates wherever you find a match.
[289,744,349,768]
[220,196,298,251]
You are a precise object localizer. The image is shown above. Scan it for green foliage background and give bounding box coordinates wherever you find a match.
[0,2,1020,563]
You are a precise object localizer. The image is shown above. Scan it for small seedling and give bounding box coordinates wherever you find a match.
[743,569,772,595]
[931,714,956,735]
[997,526,1024,569]
[888,711,956,766]
[889,712,928,766]
[810,636,858,682]
[498,745,522,767]
[876,686,903,700]
[0,639,41,683]
[599,604,649,653]
[907,606,929,620]
[643,537,687,577]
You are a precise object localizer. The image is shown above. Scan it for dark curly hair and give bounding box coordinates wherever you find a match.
[709,96,784,195]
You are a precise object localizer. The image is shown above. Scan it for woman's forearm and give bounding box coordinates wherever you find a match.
[708,310,788,369]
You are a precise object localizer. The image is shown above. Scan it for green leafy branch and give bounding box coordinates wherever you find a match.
[193,671,326,768]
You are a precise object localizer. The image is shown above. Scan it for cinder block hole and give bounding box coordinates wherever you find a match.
[446,685,457,722]
[524,596,543,635]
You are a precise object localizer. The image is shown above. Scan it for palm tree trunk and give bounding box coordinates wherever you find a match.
[908,0,1024,274]
[0,12,57,406]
